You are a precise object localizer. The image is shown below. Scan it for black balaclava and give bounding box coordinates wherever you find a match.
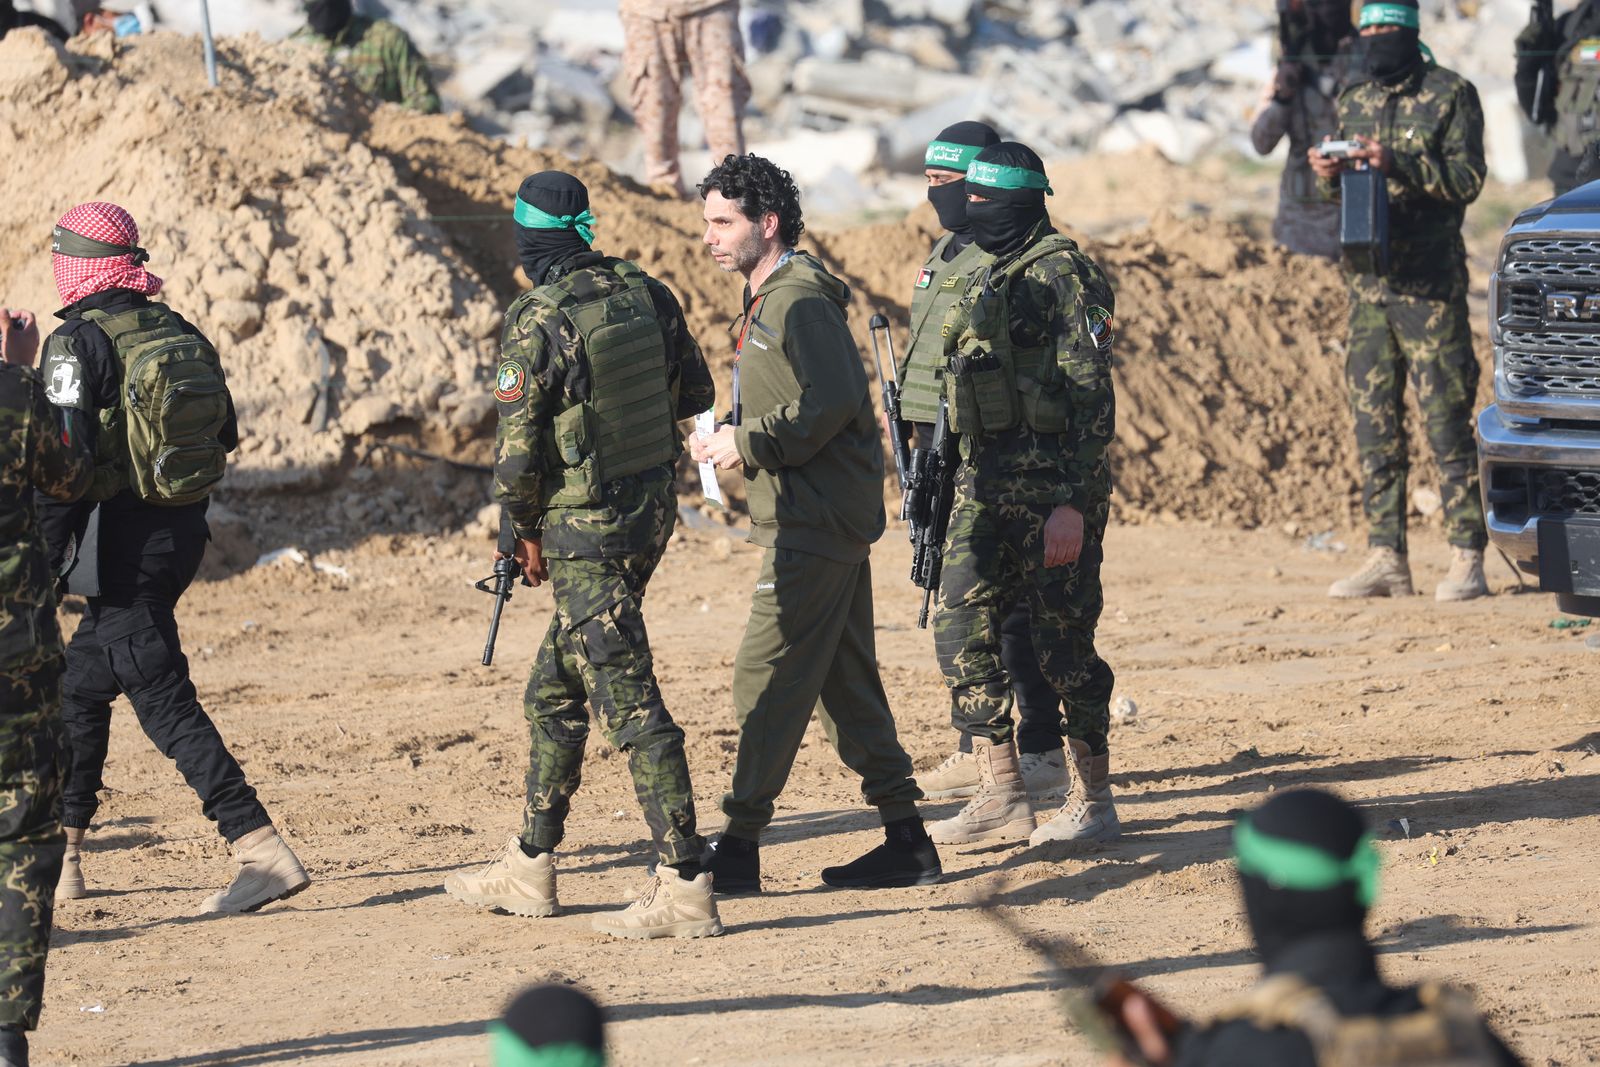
[964,141,1053,258]
[1357,0,1423,84]
[1236,788,1375,967]
[925,121,1002,240]
[493,984,606,1067]
[514,171,595,287]
[305,0,353,38]
[1306,0,1354,61]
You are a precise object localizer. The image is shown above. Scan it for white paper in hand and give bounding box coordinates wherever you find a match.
[695,411,724,506]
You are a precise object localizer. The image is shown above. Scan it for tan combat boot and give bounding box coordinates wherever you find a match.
[198,826,311,914]
[591,865,723,940]
[928,737,1034,845]
[443,836,558,917]
[56,827,87,901]
[1436,547,1489,602]
[1019,749,1071,799]
[1328,546,1414,598]
[1031,739,1121,845]
[917,749,980,800]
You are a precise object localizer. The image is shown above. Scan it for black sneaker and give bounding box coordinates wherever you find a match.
[703,834,760,895]
[0,1024,28,1067]
[821,819,943,889]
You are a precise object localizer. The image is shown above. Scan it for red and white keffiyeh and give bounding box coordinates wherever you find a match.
[52,202,163,307]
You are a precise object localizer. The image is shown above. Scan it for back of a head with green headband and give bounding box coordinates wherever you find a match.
[1235,788,1379,963]
[492,985,607,1067]
[515,171,598,286]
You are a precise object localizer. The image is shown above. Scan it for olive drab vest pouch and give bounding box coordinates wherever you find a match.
[1556,38,1600,155]
[943,234,1113,437]
[535,261,676,508]
[900,235,988,425]
[81,304,230,505]
[1213,975,1501,1067]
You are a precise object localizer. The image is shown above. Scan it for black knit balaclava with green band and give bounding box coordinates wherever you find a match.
[491,985,607,1067]
[1358,0,1422,83]
[964,141,1053,258]
[925,121,1001,237]
[1235,788,1379,965]
[515,171,596,287]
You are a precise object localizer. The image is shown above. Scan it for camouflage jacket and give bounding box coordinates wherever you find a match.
[952,225,1116,523]
[0,365,92,671]
[1321,62,1486,302]
[293,16,440,114]
[494,253,714,558]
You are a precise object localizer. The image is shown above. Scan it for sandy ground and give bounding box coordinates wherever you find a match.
[30,518,1600,1067]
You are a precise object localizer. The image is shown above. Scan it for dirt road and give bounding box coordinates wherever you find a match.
[33,519,1599,1066]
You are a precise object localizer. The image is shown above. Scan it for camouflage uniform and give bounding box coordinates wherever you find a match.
[934,227,1117,746]
[292,15,440,114]
[620,0,749,195]
[1,365,91,1031]
[495,252,714,868]
[1322,63,1487,553]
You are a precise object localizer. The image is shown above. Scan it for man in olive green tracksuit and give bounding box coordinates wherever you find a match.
[691,153,941,894]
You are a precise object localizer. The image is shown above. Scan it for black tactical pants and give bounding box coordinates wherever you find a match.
[60,520,270,842]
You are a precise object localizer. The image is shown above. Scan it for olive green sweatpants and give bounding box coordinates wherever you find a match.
[722,547,923,839]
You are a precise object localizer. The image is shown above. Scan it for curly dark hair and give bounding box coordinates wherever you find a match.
[697,153,805,248]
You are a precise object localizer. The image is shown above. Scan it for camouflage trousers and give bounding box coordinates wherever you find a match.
[0,656,66,1030]
[622,1,749,194]
[521,532,703,868]
[1346,288,1485,553]
[934,493,1114,746]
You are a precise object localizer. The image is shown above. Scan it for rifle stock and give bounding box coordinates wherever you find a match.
[869,312,910,499]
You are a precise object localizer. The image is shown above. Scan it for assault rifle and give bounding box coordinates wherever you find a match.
[979,889,1186,1065]
[906,396,958,628]
[868,312,910,498]
[474,514,522,666]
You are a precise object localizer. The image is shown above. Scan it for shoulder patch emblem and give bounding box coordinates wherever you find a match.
[494,360,525,403]
[46,354,82,406]
[915,268,934,289]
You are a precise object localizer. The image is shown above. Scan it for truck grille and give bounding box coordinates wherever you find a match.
[1499,239,1600,402]
[1532,468,1600,516]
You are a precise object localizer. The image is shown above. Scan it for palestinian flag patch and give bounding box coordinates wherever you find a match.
[494,359,525,403]
[1580,39,1600,63]
[915,268,934,289]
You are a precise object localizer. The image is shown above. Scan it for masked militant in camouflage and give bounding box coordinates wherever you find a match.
[1,319,92,1057]
[1312,0,1489,602]
[444,172,723,940]
[293,1,440,114]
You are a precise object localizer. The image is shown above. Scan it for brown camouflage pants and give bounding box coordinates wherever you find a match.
[0,656,65,1030]
[521,525,704,868]
[1345,288,1485,553]
[622,1,750,195]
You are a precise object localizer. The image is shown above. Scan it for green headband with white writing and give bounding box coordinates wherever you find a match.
[513,198,597,245]
[965,160,1054,195]
[925,140,984,172]
[1359,3,1420,29]
[488,1026,606,1067]
[1234,817,1380,907]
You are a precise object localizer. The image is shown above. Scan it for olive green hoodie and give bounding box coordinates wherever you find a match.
[732,252,885,563]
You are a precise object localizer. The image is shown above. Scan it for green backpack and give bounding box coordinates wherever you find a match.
[83,304,231,505]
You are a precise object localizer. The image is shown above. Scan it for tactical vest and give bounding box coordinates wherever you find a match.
[1212,975,1500,1067]
[941,234,1114,436]
[1557,37,1600,156]
[82,304,230,506]
[901,235,989,425]
[523,260,677,509]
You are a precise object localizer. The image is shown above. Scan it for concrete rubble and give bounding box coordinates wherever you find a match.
[156,0,1542,203]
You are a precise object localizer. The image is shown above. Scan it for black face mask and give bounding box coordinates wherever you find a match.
[928,180,971,235]
[967,197,1048,257]
[307,0,353,37]
[1359,29,1421,82]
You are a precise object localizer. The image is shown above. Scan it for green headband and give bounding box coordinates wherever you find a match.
[965,160,1054,195]
[1359,3,1420,29]
[513,198,597,245]
[489,1026,606,1067]
[51,225,149,263]
[1234,818,1380,907]
[925,140,984,172]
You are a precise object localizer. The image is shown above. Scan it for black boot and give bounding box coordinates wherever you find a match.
[0,1024,28,1067]
[821,817,943,888]
[703,833,760,895]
